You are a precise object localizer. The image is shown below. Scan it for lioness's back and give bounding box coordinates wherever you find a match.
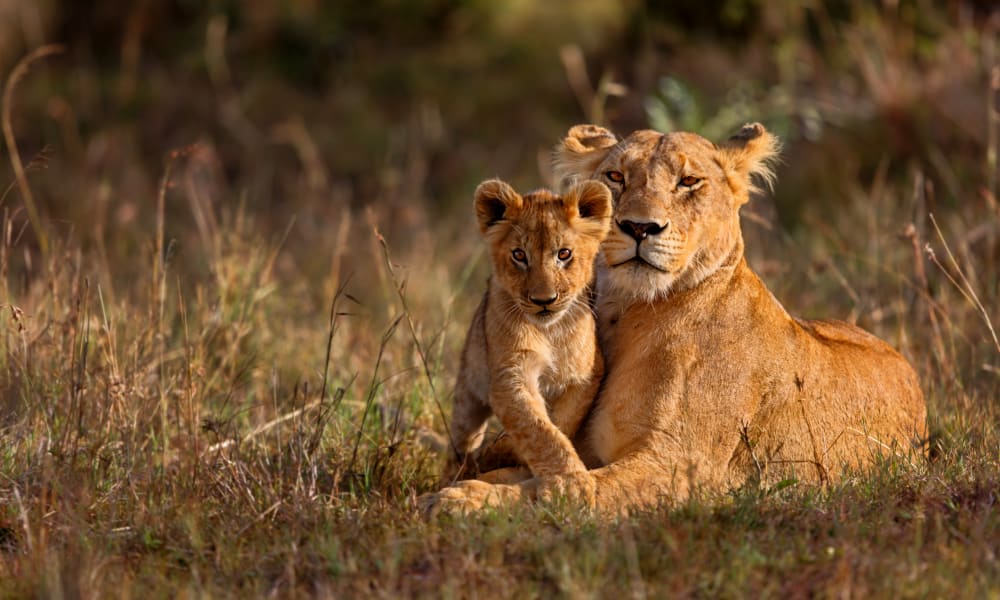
[797,317,896,349]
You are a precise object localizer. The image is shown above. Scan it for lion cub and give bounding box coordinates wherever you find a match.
[446,178,612,484]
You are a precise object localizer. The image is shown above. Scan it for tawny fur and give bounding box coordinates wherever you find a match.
[443,179,612,494]
[424,123,927,517]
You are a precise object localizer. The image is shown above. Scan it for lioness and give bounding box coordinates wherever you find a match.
[424,123,927,515]
[444,178,612,491]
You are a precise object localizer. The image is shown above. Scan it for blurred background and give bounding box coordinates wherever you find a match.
[1,0,998,417]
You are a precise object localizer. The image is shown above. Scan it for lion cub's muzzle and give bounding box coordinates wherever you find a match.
[522,293,569,323]
[529,293,558,307]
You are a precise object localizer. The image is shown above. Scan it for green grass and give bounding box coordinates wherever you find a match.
[2,1,1000,597]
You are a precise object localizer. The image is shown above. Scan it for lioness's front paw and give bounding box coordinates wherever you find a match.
[537,471,596,507]
[418,480,522,519]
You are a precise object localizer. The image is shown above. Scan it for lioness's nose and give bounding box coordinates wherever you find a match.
[618,220,665,241]
[529,294,558,306]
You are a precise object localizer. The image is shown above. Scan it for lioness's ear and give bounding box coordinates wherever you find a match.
[564,180,612,239]
[474,179,522,234]
[717,122,781,203]
[553,124,618,192]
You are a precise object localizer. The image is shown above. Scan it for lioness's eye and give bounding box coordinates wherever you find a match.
[512,249,527,263]
[605,170,624,183]
[557,248,572,261]
[679,175,701,188]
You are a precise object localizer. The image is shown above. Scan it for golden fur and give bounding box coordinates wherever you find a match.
[423,123,927,516]
[440,179,612,494]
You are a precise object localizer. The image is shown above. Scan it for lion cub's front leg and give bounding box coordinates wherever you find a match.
[490,356,590,480]
[471,353,602,482]
[549,351,603,442]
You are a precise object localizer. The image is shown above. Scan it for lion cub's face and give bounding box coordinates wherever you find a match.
[554,123,779,302]
[474,179,612,326]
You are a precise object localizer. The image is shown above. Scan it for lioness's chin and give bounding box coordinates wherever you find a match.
[606,262,676,303]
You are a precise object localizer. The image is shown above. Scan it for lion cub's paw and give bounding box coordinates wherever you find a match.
[418,480,520,519]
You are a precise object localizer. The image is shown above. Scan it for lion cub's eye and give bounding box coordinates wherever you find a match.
[557,248,572,261]
[605,170,625,183]
[511,249,527,263]
[679,175,701,188]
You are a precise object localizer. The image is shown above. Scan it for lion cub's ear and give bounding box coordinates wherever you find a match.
[717,122,781,203]
[474,179,522,234]
[553,124,618,192]
[563,180,612,240]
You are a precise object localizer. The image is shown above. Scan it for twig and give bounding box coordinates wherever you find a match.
[154,157,174,466]
[71,277,90,454]
[13,486,32,554]
[927,214,1000,355]
[795,393,829,484]
[904,223,952,377]
[347,313,404,475]
[0,146,52,210]
[308,276,352,456]
[204,399,323,455]
[842,427,918,468]
[374,227,458,458]
[986,39,998,204]
[2,44,64,256]
[234,500,283,539]
[321,276,350,413]
[738,422,764,483]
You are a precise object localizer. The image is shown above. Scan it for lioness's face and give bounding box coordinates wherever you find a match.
[554,123,778,301]
[473,180,612,326]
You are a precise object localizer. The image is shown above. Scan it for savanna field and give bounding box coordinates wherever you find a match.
[1,2,999,597]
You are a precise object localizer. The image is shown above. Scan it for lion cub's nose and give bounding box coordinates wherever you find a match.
[530,294,558,307]
[618,220,665,242]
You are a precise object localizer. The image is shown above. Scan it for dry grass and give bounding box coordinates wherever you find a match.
[1,2,1000,597]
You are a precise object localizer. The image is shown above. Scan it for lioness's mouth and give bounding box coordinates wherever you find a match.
[610,255,669,273]
[609,256,641,268]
